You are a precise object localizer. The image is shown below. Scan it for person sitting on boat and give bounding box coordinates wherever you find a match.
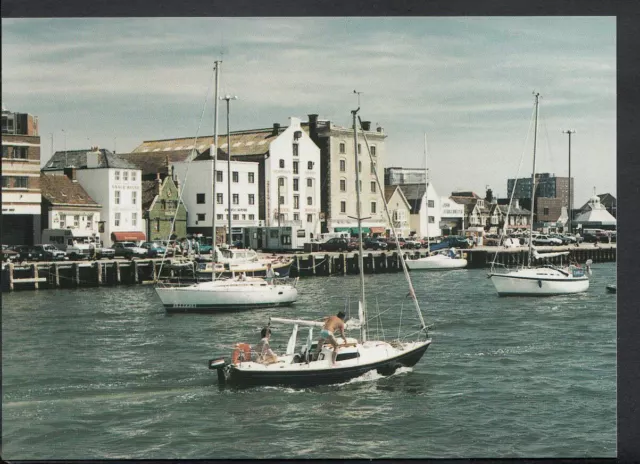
[265,263,276,284]
[314,311,348,366]
[238,272,247,281]
[255,327,278,364]
[448,248,457,259]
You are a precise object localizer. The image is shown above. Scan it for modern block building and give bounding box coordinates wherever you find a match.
[1,106,42,244]
[507,172,572,224]
[384,167,426,187]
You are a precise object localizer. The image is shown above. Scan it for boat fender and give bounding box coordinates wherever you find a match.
[538,279,542,288]
[232,343,252,364]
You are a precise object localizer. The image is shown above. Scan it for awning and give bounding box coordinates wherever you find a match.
[111,231,146,242]
[334,227,351,232]
[352,227,370,234]
[370,227,386,234]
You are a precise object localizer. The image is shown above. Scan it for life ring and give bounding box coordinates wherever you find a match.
[232,343,252,364]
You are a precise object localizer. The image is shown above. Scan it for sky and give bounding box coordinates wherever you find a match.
[2,17,616,207]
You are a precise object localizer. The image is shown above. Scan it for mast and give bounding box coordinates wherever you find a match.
[211,61,221,281]
[527,92,540,267]
[424,133,430,253]
[563,129,575,235]
[352,107,367,343]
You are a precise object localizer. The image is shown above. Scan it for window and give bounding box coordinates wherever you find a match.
[293,178,299,191]
[248,172,255,183]
[233,194,239,205]
[341,201,346,213]
[132,212,137,227]
[248,214,255,220]
[278,177,285,187]
[197,213,205,221]
[197,193,205,204]
[1,147,9,158]
[428,200,435,208]
[279,159,285,168]
[307,214,313,223]
[307,178,313,188]
[115,212,121,227]
[115,171,120,181]
[114,190,121,204]
[358,143,361,154]
[428,216,435,223]
[371,202,377,214]
[123,171,129,181]
[294,212,300,221]
[293,161,299,174]
[371,182,376,193]
[233,214,239,221]
[155,218,160,232]
[217,193,223,204]
[279,196,285,205]
[339,142,346,154]
[132,191,137,205]
[15,177,28,188]
[294,195,300,209]
[131,171,137,182]
[307,161,313,170]
[293,144,299,156]
[74,215,79,227]
[543,207,550,215]
[60,214,66,228]
[232,171,239,183]
[242,214,246,220]
[371,146,376,156]
[371,162,376,174]
[307,196,313,206]
[248,194,255,205]
[340,159,346,172]
[217,214,223,220]
[2,176,8,187]
[340,179,346,192]
[216,171,223,182]
[358,161,362,172]
[161,199,166,209]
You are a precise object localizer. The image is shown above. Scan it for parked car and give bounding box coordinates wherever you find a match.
[140,241,169,258]
[429,235,472,252]
[549,234,572,245]
[532,235,563,246]
[402,237,422,249]
[387,237,407,248]
[14,245,47,262]
[363,238,388,250]
[95,245,116,260]
[33,244,67,261]
[1,245,19,262]
[318,238,355,252]
[113,241,148,259]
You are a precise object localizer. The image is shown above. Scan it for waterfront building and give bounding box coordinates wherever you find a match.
[132,116,321,242]
[305,114,387,236]
[493,198,531,232]
[41,147,144,246]
[1,106,42,245]
[507,172,571,225]
[449,191,492,231]
[171,158,259,242]
[40,171,102,237]
[384,167,426,186]
[118,150,193,181]
[141,174,188,242]
[400,184,465,237]
[574,193,617,230]
[579,193,616,219]
[384,185,411,238]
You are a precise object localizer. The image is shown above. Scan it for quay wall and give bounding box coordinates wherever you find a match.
[1,245,616,292]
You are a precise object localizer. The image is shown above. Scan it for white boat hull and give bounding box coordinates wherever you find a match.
[489,267,590,296]
[406,255,467,271]
[155,279,298,312]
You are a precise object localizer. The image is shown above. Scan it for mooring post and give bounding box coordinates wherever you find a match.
[54,263,60,287]
[32,263,39,289]
[8,263,14,291]
[94,261,102,285]
[342,253,347,275]
[311,254,316,276]
[73,263,80,286]
[133,260,139,283]
[116,261,121,284]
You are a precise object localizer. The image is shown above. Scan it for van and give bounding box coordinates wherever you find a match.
[41,229,113,260]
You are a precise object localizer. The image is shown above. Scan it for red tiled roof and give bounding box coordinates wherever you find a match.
[40,173,100,207]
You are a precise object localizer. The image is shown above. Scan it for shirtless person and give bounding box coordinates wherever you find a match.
[314,311,348,366]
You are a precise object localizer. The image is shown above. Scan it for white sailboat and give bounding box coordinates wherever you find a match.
[155,61,298,312]
[195,246,293,278]
[406,134,467,271]
[208,107,432,388]
[488,93,591,296]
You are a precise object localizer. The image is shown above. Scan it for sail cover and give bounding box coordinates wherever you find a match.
[532,249,570,260]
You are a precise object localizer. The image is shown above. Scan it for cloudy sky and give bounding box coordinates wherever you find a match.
[2,17,615,206]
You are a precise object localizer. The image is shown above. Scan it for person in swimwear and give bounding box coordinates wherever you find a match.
[314,311,348,365]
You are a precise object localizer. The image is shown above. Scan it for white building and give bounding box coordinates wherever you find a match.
[171,158,260,240]
[384,185,411,238]
[401,183,465,237]
[41,148,144,246]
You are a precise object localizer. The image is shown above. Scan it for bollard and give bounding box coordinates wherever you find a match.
[8,263,14,291]
[95,261,102,285]
[116,261,121,283]
[32,263,39,290]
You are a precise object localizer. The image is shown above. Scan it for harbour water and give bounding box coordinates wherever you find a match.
[2,263,616,459]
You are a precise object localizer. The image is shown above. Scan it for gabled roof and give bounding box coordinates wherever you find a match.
[384,185,411,210]
[397,183,426,214]
[141,180,159,211]
[40,173,100,207]
[118,150,193,177]
[492,203,530,216]
[132,127,283,158]
[42,148,137,171]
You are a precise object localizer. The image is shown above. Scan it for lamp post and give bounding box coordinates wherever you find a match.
[221,94,238,247]
[563,129,575,234]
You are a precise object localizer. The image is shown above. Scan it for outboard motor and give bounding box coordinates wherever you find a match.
[208,357,229,385]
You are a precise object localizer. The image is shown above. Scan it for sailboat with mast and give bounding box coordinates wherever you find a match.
[208,107,432,388]
[154,61,298,312]
[488,92,591,296]
[406,134,467,271]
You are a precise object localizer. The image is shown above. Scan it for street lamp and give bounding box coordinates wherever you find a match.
[221,94,238,247]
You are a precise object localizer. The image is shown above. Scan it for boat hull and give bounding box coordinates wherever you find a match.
[222,340,431,388]
[155,280,298,312]
[489,268,590,296]
[606,284,616,294]
[406,256,467,271]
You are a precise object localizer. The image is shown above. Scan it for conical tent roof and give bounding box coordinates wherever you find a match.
[574,195,616,226]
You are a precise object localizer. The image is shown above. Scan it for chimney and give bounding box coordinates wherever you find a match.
[307,114,319,141]
[155,172,162,195]
[272,123,280,136]
[64,167,77,182]
[361,121,371,131]
[86,147,101,168]
[376,126,384,134]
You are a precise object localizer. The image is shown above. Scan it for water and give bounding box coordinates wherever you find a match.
[2,263,616,459]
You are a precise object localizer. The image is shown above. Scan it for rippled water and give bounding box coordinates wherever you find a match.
[2,263,616,459]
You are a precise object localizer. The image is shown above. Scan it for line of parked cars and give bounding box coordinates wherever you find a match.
[317,235,472,252]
